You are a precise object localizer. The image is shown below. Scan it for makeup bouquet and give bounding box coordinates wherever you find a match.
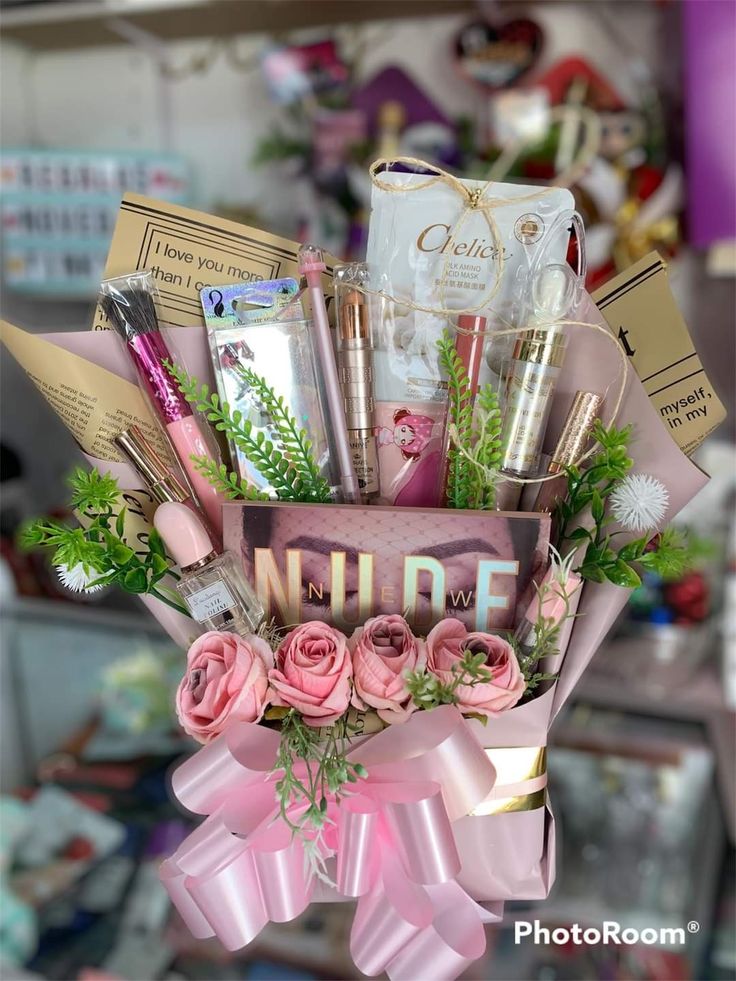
[4,158,719,979]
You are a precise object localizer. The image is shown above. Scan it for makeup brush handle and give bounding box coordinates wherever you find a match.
[167,417,226,537]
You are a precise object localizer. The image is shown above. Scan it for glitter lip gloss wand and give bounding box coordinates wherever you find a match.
[298,244,361,504]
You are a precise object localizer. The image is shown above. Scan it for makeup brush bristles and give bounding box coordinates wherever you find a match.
[100,284,160,340]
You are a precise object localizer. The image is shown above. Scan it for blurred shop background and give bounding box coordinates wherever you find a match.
[0,1,734,979]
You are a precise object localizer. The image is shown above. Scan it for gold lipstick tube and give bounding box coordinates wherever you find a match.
[113,425,189,505]
[334,264,380,500]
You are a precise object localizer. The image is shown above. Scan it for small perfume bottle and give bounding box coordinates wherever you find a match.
[154,502,263,635]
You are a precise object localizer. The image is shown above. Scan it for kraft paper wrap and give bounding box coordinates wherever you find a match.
[0,319,211,648]
[593,251,726,455]
[91,193,335,332]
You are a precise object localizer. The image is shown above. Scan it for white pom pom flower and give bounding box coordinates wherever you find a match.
[56,562,106,593]
[609,473,670,533]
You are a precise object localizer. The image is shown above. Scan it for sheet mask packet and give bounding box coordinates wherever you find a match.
[365,169,575,505]
[592,251,726,455]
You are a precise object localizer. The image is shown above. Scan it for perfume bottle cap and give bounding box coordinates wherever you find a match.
[113,426,188,504]
[154,502,215,570]
[549,391,603,472]
[525,568,581,625]
[512,328,567,367]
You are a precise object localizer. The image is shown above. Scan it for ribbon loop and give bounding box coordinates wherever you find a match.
[161,705,499,981]
[337,796,380,897]
[172,723,280,814]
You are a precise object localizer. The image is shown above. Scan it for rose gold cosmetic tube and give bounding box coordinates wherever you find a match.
[532,390,603,515]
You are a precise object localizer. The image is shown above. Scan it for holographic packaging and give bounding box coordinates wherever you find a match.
[201,280,338,498]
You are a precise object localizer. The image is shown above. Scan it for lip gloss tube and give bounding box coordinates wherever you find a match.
[113,424,220,546]
[334,262,379,501]
[298,244,361,504]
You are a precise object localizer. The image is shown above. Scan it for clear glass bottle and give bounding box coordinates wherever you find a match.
[499,264,575,478]
[154,502,263,635]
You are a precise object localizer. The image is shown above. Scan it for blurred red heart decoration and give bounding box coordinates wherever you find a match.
[454,18,544,91]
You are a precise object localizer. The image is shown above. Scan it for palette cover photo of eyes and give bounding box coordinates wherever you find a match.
[224,502,550,634]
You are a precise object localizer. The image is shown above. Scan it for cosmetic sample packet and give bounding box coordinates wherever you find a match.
[365,170,576,504]
[91,194,335,331]
[593,252,726,455]
[223,500,550,634]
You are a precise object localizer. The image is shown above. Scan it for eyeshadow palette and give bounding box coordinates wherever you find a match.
[224,501,549,633]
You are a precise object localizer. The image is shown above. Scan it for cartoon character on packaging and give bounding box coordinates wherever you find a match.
[377,408,441,507]
[378,408,435,460]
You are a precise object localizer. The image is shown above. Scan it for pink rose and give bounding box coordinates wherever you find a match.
[426,618,525,718]
[176,630,273,743]
[350,615,425,724]
[269,621,351,727]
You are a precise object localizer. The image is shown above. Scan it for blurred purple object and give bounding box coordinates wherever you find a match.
[684,0,736,246]
[352,66,452,134]
[145,819,189,858]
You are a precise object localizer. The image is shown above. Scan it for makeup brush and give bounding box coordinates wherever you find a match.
[100,271,226,537]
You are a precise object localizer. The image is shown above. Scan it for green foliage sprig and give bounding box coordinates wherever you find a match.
[165,361,331,504]
[437,331,503,510]
[558,421,698,588]
[513,555,581,698]
[437,332,474,509]
[273,710,367,879]
[405,648,494,713]
[20,468,187,614]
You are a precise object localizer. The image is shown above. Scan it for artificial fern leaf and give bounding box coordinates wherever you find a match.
[166,359,330,504]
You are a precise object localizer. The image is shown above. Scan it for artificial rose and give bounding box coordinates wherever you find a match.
[176,630,272,743]
[350,614,425,724]
[426,618,525,717]
[269,621,351,726]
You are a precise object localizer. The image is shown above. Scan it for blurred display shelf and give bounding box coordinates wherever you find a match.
[0,594,166,634]
[571,642,736,845]
[575,655,726,723]
[1,0,472,50]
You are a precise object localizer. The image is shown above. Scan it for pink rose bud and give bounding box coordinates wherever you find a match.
[350,614,426,724]
[176,630,273,743]
[269,621,351,727]
[426,618,526,718]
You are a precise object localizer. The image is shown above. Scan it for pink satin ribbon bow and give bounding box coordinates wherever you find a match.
[161,705,503,979]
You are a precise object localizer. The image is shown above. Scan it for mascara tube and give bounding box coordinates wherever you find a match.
[334,263,379,500]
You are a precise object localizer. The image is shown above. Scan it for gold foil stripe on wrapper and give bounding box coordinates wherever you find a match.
[471,747,547,815]
[359,157,630,485]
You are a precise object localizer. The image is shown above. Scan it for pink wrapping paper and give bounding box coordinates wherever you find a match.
[453,292,710,902]
[23,293,712,911]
